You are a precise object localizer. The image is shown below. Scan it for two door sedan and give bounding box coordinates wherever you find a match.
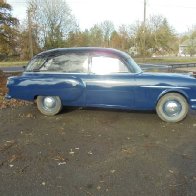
[6,48,196,122]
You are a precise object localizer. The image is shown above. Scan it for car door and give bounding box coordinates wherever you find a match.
[38,52,88,105]
[84,54,136,109]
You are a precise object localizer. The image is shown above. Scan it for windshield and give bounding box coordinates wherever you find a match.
[26,57,47,71]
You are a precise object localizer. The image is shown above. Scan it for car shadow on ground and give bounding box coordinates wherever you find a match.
[61,106,156,115]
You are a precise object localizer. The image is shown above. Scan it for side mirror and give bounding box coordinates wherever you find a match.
[23,65,26,70]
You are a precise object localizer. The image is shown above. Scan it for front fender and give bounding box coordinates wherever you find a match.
[156,88,190,105]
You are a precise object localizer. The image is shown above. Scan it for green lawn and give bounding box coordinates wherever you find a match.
[135,57,196,64]
[0,61,28,67]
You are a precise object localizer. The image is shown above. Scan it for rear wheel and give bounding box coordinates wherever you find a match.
[156,93,188,122]
[37,96,62,116]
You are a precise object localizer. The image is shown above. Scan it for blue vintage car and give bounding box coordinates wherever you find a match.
[6,47,196,122]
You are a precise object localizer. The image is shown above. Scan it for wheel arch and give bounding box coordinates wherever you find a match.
[156,89,189,106]
[34,95,38,100]
[34,94,62,101]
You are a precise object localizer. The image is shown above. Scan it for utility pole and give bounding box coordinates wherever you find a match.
[143,0,147,57]
[28,10,33,59]
[144,0,146,26]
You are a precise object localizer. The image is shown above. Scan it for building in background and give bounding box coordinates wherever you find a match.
[179,38,196,57]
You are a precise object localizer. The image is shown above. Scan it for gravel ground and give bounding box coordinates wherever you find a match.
[0,71,196,196]
[0,104,196,196]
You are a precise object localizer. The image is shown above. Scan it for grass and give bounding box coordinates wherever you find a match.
[0,61,28,67]
[135,57,196,64]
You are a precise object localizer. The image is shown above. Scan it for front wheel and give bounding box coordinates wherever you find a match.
[37,96,62,116]
[156,93,188,123]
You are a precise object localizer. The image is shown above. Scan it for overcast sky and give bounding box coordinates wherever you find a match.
[7,0,196,33]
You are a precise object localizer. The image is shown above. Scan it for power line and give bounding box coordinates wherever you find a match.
[8,0,196,8]
[149,3,196,9]
[7,0,27,3]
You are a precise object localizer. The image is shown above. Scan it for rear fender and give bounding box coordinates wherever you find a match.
[34,76,86,102]
[8,75,86,102]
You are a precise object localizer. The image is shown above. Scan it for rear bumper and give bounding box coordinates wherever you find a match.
[5,94,12,99]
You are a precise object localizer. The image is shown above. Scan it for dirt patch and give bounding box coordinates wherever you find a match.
[0,72,30,109]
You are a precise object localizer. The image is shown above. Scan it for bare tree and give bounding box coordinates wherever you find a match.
[89,25,104,47]
[27,0,78,49]
[99,20,115,47]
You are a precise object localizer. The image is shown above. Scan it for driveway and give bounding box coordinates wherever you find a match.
[0,105,196,196]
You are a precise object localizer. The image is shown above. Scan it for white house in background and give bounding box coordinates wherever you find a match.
[128,47,139,57]
[179,38,196,56]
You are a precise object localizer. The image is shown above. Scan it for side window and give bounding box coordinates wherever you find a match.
[91,56,129,74]
[40,53,89,73]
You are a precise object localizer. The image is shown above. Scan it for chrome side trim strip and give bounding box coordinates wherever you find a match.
[24,72,89,75]
[142,86,190,90]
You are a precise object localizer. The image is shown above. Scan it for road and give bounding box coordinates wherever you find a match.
[0,66,24,73]
[0,105,196,195]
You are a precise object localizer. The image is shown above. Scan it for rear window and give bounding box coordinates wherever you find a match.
[26,57,47,71]
[40,54,88,73]
[26,53,89,73]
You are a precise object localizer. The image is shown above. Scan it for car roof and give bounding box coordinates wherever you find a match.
[35,47,130,59]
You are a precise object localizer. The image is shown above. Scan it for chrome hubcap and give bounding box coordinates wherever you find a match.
[43,97,56,110]
[163,100,182,117]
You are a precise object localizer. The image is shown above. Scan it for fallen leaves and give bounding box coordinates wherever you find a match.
[50,153,69,166]
[26,113,34,118]
[69,149,75,155]
[169,169,175,174]
[121,147,135,155]
[9,154,19,163]
[41,182,46,186]
[87,151,93,155]
[68,148,81,156]
[96,185,101,190]
[0,140,16,152]
[0,73,30,109]
[110,169,116,174]
[51,155,64,161]
[58,162,66,166]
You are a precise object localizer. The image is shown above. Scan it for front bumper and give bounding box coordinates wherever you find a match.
[190,99,196,110]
